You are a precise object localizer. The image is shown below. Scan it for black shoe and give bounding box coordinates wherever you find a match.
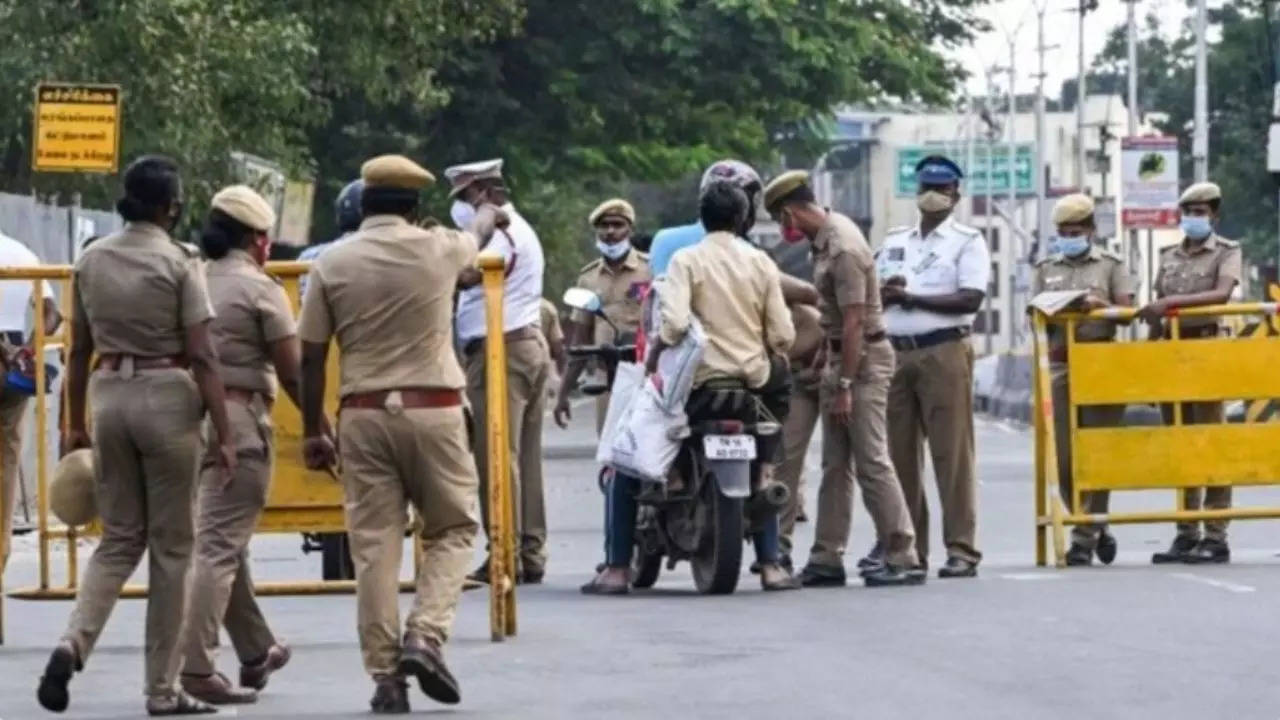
[1064,544,1093,567]
[466,562,489,585]
[863,564,927,587]
[1185,538,1230,565]
[856,542,885,570]
[398,634,461,705]
[1095,531,1118,565]
[370,674,410,714]
[521,568,545,585]
[799,563,847,588]
[1151,536,1198,564]
[937,557,978,578]
[37,643,77,713]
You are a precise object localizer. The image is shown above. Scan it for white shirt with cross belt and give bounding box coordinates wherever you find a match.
[875,217,990,337]
[455,203,545,343]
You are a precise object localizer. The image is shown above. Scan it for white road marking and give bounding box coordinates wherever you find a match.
[1169,572,1256,594]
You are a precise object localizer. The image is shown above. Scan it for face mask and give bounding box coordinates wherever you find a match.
[917,190,954,214]
[1051,235,1091,257]
[597,239,631,261]
[1180,215,1213,241]
[450,200,476,229]
[782,226,807,244]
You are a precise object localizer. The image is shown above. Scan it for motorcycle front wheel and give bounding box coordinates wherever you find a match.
[632,551,663,589]
[690,477,744,595]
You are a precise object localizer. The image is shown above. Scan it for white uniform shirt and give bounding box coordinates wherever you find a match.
[455,204,545,343]
[875,217,990,336]
[0,233,54,332]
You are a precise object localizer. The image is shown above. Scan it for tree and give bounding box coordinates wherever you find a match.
[1089,2,1277,271]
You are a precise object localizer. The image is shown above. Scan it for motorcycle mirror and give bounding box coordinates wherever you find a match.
[562,287,604,315]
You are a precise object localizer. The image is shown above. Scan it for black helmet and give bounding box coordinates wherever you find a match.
[334,179,364,232]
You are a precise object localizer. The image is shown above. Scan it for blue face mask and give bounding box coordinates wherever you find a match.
[597,239,631,261]
[1180,215,1213,240]
[1051,235,1091,258]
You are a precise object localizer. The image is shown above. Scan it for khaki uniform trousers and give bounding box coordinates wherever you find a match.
[181,397,277,676]
[1050,364,1125,550]
[887,339,980,565]
[812,340,918,568]
[465,334,550,572]
[1162,400,1228,541]
[62,366,203,698]
[0,390,28,574]
[339,404,479,676]
[778,367,820,559]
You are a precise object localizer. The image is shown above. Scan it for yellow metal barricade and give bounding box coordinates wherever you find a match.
[1032,301,1280,567]
[479,253,517,641]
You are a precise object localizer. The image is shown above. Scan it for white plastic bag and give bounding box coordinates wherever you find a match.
[643,282,706,415]
[595,362,644,465]
[608,379,685,483]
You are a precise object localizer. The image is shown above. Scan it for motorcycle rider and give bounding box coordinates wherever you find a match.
[581,180,799,594]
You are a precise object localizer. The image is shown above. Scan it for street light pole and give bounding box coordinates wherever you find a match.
[1035,2,1050,264]
[1193,0,1209,181]
[1076,2,1088,190]
[1006,37,1020,337]
[1126,0,1140,291]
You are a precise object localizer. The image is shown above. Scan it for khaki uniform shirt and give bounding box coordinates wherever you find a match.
[298,215,478,396]
[812,211,886,341]
[1154,233,1242,330]
[539,298,564,347]
[659,231,794,388]
[73,222,214,355]
[1031,246,1133,349]
[572,249,650,343]
[206,250,297,398]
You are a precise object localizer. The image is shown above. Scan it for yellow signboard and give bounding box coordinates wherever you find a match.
[32,82,122,173]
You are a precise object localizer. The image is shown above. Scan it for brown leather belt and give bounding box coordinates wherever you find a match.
[340,388,463,410]
[827,332,887,354]
[226,387,273,409]
[463,325,540,357]
[888,326,970,352]
[94,353,187,371]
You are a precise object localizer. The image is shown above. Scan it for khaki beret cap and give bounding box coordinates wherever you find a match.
[51,448,96,527]
[588,198,636,226]
[444,158,504,198]
[1051,193,1095,226]
[211,185,276,233]
[763,170,811,212]
[1179,181,1221,205]
[360,154,435,190]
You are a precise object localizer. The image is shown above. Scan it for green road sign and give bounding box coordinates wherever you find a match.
[896,143,1035,197]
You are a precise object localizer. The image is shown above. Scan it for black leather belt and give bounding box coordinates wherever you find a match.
[888,326,970,352]
[827,332,887,354]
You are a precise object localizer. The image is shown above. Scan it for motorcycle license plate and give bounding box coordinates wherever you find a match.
[702,434,756,461]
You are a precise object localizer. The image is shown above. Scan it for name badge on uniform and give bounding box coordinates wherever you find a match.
[887,247,905,262]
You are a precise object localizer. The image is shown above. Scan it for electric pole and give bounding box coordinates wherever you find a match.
[1193,0,1209,181]
[1126,0,1139,284]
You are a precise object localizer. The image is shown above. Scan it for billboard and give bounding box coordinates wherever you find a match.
[896,143,1035,197]
[1121,136,1179,229]
[32,82,122,173]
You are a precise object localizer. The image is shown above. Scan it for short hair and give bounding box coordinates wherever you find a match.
[361,187,419,218]
[116,155,181,222]
[700,181,748,233]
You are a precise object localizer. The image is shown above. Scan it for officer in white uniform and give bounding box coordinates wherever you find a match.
[876,155,990,579]
[447,158,552,584]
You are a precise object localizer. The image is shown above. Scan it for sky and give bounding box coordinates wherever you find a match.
[956,0,1223,100]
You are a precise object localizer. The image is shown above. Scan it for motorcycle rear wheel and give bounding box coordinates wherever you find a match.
[690,479,744,595]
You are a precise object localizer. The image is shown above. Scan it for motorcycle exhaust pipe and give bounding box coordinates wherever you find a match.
[748,481,791,517]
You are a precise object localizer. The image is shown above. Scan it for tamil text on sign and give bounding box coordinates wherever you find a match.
[32,82,122,173]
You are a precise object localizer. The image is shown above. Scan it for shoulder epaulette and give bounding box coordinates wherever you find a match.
[578,258,603,275]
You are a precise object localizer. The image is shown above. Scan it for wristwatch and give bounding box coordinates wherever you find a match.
[837,377,854,390]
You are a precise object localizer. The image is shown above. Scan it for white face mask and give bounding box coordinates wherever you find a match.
[917,190,955,214]
[597,239,631,261]
[450,200,476,229]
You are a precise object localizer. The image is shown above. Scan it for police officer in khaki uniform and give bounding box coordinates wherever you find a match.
[776,301,821,565]
[540,298,567,378]
[765,171,923,588]
[447,159,551,584]
[179,186,306,704]
[553,199,651,434]
[299,155,481,713]
[1142,181,1242,565]
[38,155,236,716]
[1031,194,1134,567]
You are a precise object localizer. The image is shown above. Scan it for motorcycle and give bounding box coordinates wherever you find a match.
[562,287,787,595]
